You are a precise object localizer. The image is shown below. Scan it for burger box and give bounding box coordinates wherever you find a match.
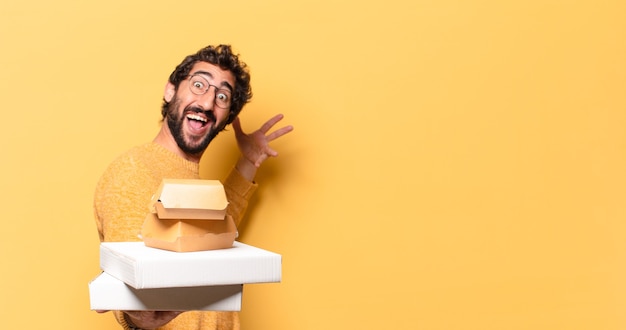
[142,213,238,252]
[89,272,243,311]
[99,241,282,289]
[150,179,228,220]
[141,179,237,252]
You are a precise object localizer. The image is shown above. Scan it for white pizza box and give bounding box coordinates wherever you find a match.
[89,272,243,311]
[100,241,282,289]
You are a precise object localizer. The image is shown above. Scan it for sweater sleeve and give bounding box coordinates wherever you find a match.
[94,155,159,242]
[223,167,258,228]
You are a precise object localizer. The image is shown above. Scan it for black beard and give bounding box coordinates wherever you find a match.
[165,99,223,155]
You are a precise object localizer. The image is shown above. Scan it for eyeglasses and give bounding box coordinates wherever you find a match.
[187,74,232,109]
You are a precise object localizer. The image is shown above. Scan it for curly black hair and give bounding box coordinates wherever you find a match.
[161,44,253,125]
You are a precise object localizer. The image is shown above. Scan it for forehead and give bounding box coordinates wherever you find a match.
[189,62,235,88]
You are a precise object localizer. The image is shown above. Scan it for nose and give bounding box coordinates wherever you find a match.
[197,86,217,110]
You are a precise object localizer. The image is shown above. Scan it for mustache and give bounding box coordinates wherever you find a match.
[185,106,216,122]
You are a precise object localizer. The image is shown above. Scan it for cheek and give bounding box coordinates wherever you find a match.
[215,108,231,123]
[167,98,184,116]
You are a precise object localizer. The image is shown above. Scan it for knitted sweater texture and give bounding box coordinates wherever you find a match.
[94,142,258,330]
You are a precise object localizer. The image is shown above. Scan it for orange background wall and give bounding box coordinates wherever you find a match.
[1,1,625,329]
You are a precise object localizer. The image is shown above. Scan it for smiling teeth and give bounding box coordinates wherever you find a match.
[187,114,207,122]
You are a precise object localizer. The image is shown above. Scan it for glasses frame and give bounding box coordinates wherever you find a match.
[186,74,233,109]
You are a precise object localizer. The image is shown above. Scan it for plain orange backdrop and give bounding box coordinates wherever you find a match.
[1,0,625,329]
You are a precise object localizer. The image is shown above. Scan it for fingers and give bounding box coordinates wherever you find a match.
[259,114,283,133]
[255,154,269,167]
[235,114,293,139]
[125,311,182,318]
[124,311,183,328]
[266,124,294,142]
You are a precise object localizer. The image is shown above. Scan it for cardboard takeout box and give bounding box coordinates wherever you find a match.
[141,179,237,252]
[89,272,243,311]
[142,213,237,252]
[99,241,282,289]
[149,179,228,220]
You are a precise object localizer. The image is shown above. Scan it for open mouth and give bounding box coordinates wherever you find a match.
[186,113,210,130]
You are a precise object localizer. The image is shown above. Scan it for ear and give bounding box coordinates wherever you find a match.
[164,82,175,102]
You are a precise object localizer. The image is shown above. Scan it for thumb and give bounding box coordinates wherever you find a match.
[232,116,243,136]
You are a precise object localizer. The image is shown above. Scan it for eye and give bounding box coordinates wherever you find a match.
[216,92,230,101]
[193,81,205,89]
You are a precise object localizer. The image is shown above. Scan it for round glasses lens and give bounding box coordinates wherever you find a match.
[188,74,232,108]
[189,75,208,95]
[215,90,231,108]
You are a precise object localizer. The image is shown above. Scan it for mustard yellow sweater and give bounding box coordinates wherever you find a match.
[94,142,258,330]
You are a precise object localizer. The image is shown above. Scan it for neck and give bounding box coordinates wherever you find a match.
[153,123,203,163]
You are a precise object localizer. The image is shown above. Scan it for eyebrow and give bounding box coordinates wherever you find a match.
[191,71,234,92]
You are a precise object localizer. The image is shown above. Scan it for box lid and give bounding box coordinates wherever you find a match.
[100,241,282,288]
[150,179,228,220]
